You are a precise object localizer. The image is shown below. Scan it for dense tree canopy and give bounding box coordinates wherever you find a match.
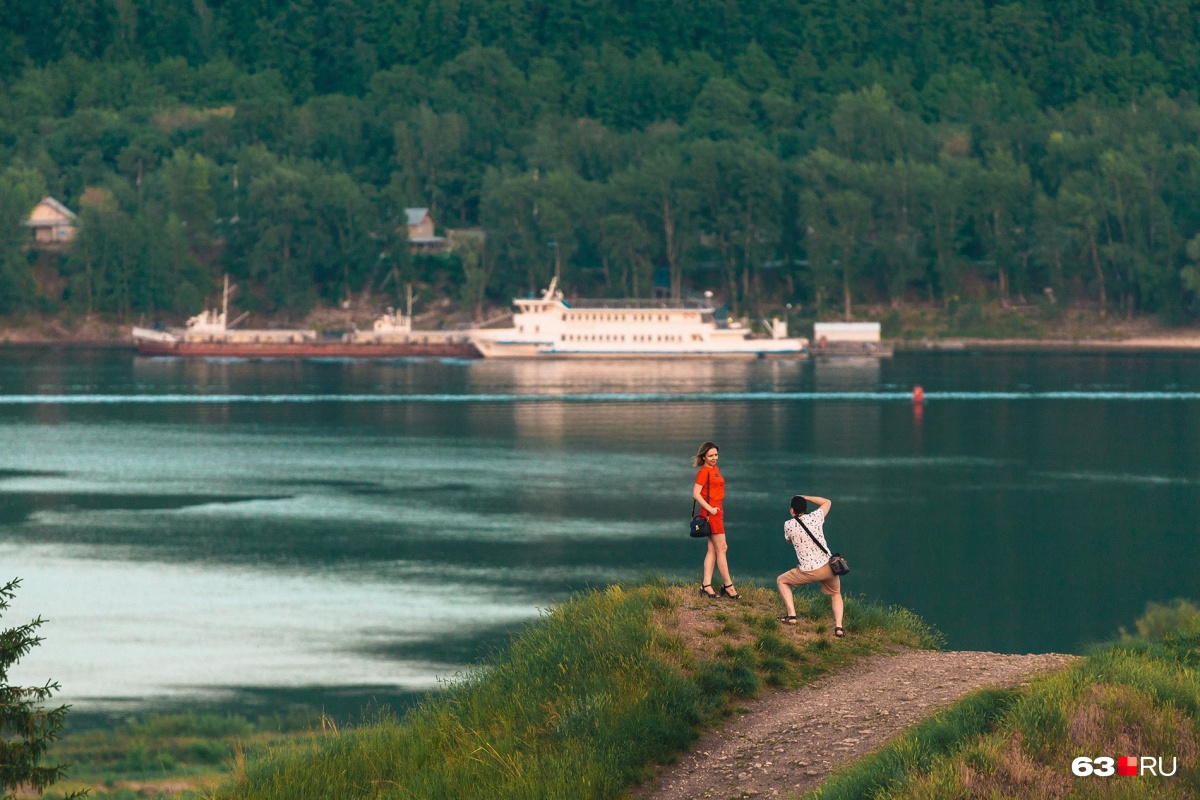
[3,0,1200,321]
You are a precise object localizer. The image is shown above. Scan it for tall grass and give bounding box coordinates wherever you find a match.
[212,581,939,800]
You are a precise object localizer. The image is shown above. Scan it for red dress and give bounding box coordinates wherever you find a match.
[695,465,726,535]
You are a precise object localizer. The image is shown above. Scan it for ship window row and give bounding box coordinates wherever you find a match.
[562,334,684,342]
[561,313,675,322]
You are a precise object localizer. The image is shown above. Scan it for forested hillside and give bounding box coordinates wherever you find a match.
[3,0,1200,322]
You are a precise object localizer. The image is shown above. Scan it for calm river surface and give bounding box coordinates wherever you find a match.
[1,348,1198,718]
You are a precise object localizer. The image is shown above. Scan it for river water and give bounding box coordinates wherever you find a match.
[1,348,1197,717]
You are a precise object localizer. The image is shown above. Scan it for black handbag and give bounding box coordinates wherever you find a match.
[689,472,712,538]
[795,514,849,576]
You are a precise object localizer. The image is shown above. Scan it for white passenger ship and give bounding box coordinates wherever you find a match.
[469,280,808,358]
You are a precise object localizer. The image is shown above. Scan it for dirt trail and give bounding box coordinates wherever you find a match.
[634,648,1077,800]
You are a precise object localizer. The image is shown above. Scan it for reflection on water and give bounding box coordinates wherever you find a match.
[2,349,1200,716]
[469,358,801,395]
[812,356,881,392]
[813,357,882,458]
[6,543,532,711]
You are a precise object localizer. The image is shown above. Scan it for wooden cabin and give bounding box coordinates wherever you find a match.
[406,207,447,252]
[26,197,77,247]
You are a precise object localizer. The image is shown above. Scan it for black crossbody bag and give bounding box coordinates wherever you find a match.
[689,473,712,538]
[795,514,850,576]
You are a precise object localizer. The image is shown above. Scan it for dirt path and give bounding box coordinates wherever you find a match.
[634,649,1077,800]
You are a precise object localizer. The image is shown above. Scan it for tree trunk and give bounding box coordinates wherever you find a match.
[1054,245,1064,299]
[662,196,679,300]
[993,208,1008,307]
[476,249,496,321]
[715,233,735,314]
[844,268,854,319]
[515,216,535,293]
[843,266,852,321]
[358,257,382,308]
[1090,233,1106,317]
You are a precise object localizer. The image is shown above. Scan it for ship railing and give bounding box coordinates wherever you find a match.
[560,298,712,310]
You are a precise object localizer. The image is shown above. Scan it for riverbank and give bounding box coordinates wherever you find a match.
[33,586,1200,799]
[43,581,933,800]
[896,335,1200,352]
[6,304,1200,352]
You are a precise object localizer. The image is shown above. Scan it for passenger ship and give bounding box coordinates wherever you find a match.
[469,280,807,358]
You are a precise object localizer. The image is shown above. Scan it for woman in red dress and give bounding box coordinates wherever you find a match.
[692,441,740,599]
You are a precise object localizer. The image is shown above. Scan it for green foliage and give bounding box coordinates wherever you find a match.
[39,710,327,797]
[5,2,1200,321]
[210,582,939,800]
[0,578,81,799]
[1121,598,1200,642]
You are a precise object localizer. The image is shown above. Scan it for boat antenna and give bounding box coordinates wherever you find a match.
[221,275,239,328]
[543,275,558,300]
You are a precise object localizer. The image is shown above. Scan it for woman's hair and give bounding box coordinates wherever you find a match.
[692,441,719,467]
[790,495,809,516]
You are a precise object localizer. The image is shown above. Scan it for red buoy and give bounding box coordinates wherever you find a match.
[912,385,925,404]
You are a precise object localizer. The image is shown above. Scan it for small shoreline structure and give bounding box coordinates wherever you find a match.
[131,278,480,358]
[468,279,809,358]
[812,321,893,357]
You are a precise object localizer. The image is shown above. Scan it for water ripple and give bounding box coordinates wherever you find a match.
[3,390,1200,404]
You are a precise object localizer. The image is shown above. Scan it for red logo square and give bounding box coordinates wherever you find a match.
[1118,756,1138,776]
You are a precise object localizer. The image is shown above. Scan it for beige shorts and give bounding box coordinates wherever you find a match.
[777,563,841,595]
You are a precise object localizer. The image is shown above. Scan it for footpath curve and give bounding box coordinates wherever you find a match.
[634,649,1078,800]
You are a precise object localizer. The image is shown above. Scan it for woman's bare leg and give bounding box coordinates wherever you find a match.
[702,538,717,592]
[831,592,844,629]
[712,534,735,594]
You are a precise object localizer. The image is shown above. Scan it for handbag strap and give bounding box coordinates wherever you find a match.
[691,470,712,516]
[794,513,831,556]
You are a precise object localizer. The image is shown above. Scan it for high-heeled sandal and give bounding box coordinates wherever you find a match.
[720,583,741,600]
[700,583,718,599]
[777,615,798,625]
[834,626,846,637]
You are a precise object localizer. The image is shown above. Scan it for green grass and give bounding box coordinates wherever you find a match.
[798,688,1022,800]
[799,599,1200,800]
[203,580,938,800]
[39,711,320,800]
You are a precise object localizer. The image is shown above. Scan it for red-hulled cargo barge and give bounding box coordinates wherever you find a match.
[132,332,480,359]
